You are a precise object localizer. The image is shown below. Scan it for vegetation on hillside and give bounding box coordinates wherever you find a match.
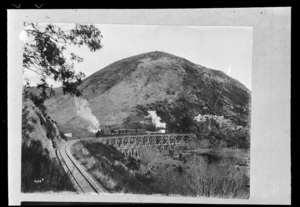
[22,139,75,192]
[22,96,75,192]
[129,54,250,149]
[72,141,155,194]
[135,95,250,149]
[44,51,250,146]
[21,23,104,192]
[72,140,249,198]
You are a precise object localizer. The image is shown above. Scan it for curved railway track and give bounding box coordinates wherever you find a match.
[56,134,192,193]
[56,139,109,194]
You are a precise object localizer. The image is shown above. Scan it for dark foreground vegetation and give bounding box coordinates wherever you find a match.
[72,140,249,198]
[21,96,76,192]
[21,140,75,192]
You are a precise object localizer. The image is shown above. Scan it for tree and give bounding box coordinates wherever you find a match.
[22,22,103,100]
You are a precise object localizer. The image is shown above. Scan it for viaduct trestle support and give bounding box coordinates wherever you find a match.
[96,134,192,158]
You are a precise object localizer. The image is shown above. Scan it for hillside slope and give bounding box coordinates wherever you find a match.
[44,51,251,146]
[22,97,75,192]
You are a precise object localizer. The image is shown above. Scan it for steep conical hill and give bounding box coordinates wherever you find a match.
[44,51,251,147]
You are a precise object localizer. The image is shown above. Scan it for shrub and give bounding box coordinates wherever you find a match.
[73,140,249,198]
[185,157,249,198]
[143,156,249,198]
[21,140,75,192]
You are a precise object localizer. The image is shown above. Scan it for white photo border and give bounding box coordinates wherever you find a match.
[8,8,291,205]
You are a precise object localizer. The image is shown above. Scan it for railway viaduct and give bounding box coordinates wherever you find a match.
[96,134,193,158]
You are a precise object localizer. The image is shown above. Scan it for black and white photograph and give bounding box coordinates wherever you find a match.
[20,23,252,198]
[8,8,290,205]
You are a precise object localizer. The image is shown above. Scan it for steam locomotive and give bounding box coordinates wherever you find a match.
[95,128,146,137]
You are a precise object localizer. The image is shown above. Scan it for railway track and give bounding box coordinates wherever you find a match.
[56,134,192,193]
[56,139,109,194]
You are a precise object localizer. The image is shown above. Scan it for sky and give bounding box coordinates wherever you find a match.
[21,24,253,89]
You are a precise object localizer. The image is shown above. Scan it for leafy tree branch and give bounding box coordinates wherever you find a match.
[23,22,103,100]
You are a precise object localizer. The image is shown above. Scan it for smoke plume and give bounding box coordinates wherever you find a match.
[146,110,166,129]
[74,97,100,133]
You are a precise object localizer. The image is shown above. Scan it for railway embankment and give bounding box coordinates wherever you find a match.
[21,97,75,192]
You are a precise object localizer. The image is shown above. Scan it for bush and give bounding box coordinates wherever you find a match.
[21,140,75,192]
[23,90,47,116]
[152,168,194,196]
[143,156,249,198]
[73,140,249,198]
[185,157,249,198]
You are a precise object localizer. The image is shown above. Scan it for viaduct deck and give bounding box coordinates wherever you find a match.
[96,133,193,157]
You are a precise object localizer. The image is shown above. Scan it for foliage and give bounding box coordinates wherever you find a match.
[22,22,103,100]
[136,98,250,149]
[153,97,196,133]
[193,113,250,149]
[21,140,75,192]
[73,140,249,198]
[73,141,155,194]
[139,147,160,166]
[184,156,249,198]
[21,96,75,192]
[23,89,47,115]
[141,155,249,198]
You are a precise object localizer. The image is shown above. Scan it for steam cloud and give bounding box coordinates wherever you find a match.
[147,110,166,129]
[74,97,100,133]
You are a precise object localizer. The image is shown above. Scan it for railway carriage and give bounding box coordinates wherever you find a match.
[95,128,146,137]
